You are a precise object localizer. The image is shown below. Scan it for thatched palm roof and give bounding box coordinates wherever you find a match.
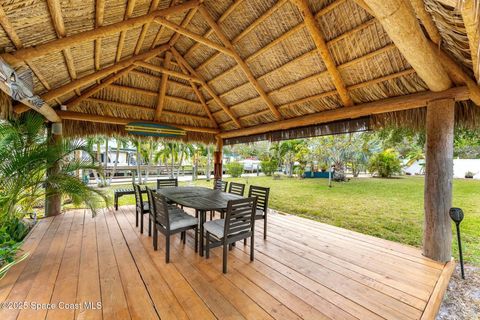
[0,0,479,143]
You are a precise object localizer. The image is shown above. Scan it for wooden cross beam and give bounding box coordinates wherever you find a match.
[170,47,242,128]
[0,0,200,66]
[169,51,218,127]
[198,5,283,120]
[154,51,172,121]
[134,61,202,83]
[14,44,169,114]
[292,0,353,107]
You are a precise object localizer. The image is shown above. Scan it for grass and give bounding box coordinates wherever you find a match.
[108,175,480,265]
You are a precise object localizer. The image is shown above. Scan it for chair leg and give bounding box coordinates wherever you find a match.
[153,224,158,251]
[210,211,213,220]
[140,212,144,234]
[182,231,186,244]
[166,235,170,263]
[194,228,198,253]
[205,233,210,259]
[148,216,152,237]
[223,242,228,273]
[264,216,267,240]
[136,209,139,227]
[250,235,254,261]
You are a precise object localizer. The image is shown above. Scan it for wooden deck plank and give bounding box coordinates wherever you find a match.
[0,216,54,302]
[0,205,453,320]
[75,210,102,320]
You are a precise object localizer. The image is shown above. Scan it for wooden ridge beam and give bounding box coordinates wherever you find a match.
[57,110,220,134]
[134,60,202,83]
[292,0,353,107]
[94,0,105,71]
[1,0,200,66]
[46,0,80,95]
[154,51,172,120]
[218,68,417,126]
[170,51,218,127]
[14,44,169,114]
[155,17,233,56]
[85,98,211,122]
[219,86,470,139]
[66,65,136,108]
[115,0,137,62]
[184,0,245,60]
[170,47,242,128]
[198,5,283,120]
[363,0,451,91]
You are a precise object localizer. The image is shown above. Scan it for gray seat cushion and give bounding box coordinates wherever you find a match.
[256,209,265,216]
[204,219,225,238]
[170,211,198,231]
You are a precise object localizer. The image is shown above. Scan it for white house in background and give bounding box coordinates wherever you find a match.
[404,159,480,179]
[239,159,261,172]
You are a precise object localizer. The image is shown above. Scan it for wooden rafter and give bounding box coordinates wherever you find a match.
[219,86,470,139]
[169,51,218,127]
[154,17,234,56]
[170,47,242,128]
[460,0,480,82]
[94,0,105,71]
[135,0,161,54]
[219,68,416,126]
[154,51,172,121]
[167,7,198,47]
[57,110,220,134]
[363,0,451,92]
[86,98,212,122]
[128,70,193,91]
[115,0,137,62]
[46,0,80,95]
[134,61,202,83]
[409,0,441,45]
[14,44,169,114]
[198,5,283,120]
[66,65,136,108]
[292,0,353,107]
[0,0,200,66]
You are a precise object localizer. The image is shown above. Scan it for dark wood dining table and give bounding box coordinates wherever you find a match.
[156,186,244,256]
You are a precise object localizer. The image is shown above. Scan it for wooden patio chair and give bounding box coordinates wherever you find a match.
[151,192,198,263]
[133,183,149,234]
[204,197,257,273]
[157,178,178,189]
[248,185,270,240]
[210,179,228,220]
[228,182,245,196]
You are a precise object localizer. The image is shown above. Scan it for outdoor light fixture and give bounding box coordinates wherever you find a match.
[449,207,465,279]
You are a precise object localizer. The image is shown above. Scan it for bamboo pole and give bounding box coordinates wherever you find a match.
[57,110,220,134]
[134,61,202,83]
[219,86,469,138]
[170,47,242,128]
[134,0,161,54]
[94,0,105,71]
[115,0,137,62]
[460,0,480,82]
[198,5,283,120]
[293,0,353,107]
[363,0,452,91]
[66,65,136,108]
[154,51,172,121]
[13,44,169,114]
[0,0,200,66]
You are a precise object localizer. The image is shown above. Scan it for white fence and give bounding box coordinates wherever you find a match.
[404,159,480,179]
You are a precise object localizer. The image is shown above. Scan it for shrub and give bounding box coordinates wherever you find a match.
[368,149,402,178]
[226,161,243,178]
[260,158,278,176]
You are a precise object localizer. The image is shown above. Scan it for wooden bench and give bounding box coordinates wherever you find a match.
[114,187,147,210]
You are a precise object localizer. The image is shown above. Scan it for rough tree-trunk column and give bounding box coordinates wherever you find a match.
[423,98,454,262]
[45,122,63,217]
[214,137,223,180]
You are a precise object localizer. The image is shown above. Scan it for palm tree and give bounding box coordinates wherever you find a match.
[109,136,129,185]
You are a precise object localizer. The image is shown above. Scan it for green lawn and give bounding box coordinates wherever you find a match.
[110,176,480,265]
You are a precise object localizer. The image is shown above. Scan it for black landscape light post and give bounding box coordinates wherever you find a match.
[449,207,465,279]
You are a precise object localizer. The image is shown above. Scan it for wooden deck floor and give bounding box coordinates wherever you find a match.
[0,206,454,320]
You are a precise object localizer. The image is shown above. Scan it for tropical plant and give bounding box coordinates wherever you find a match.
[109,136,129,185]
[260,158,278,176]
[368,149,402,178]
[226,161,243,178]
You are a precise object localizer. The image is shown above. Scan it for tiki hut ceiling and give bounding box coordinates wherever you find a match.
[0,0,479,143]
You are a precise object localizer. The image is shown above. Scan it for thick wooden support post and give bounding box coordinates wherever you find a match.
[214,137,223,180]
[45,122,63,217]
[423,98,454,262]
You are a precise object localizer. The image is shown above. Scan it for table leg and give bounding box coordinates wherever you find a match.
[199,209,206,257]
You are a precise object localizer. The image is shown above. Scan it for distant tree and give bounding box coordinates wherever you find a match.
[368,149,402,178]
[226,161,243,178]
[260,158,278,176]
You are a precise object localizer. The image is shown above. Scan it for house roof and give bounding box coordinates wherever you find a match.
[0,0,478,143]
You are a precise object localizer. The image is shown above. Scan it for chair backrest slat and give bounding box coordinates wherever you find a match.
[133,183,143,212]
[153,192,170,229]
[213,179,228,192]
[228,182,245,196]
[157,178,178,189]
[248,185,270,213]
[224,197,256,238]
